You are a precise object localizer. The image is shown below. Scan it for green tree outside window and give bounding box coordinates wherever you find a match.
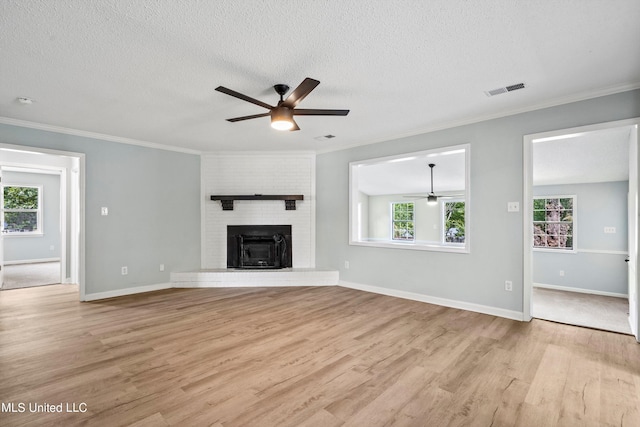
[392,202,414,240]
[3,186,40,233]
[444,201,465,243]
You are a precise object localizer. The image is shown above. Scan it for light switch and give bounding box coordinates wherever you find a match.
[507,202,520,212]
[101,207,108,216]
[604,226,616,234]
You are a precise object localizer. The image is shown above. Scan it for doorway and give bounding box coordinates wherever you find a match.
[1,166,62,289]
[0,144,84,298]
[523,119,640,341]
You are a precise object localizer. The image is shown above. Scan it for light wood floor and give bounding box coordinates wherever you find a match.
[1,285,639,426]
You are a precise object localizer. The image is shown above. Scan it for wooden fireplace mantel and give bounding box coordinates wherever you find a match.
[210,194,304,210]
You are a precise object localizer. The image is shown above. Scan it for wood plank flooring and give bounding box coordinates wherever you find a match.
[1,284,639,426]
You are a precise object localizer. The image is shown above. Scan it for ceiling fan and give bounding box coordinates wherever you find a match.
[405,163,457,205]
[215,77,349,131]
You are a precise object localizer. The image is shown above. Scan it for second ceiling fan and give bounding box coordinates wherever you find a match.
[406,163,457,205]
[215,77,349,131]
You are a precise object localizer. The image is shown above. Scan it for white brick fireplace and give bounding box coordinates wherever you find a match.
[201,152,315,269]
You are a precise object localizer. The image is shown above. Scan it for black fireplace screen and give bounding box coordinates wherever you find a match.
[227,225,292,269]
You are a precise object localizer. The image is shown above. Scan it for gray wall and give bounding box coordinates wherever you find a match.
[533,181,628,295]
[0,124,201,295]
[368,195,440,242]
[3,171,61,262]
[316,89,640,313]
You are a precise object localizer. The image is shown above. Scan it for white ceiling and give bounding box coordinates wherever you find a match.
[1,1,639,153]
[533,126,632,186]
[357,150,466,196]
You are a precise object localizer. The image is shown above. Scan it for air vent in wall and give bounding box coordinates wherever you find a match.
[485,82,526,97]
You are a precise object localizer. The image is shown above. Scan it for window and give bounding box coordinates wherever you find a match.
[2,185,42,235]
[349,144,470,253]
[443,200,465,243]
[533,196,574,250]
[392,202,414,241]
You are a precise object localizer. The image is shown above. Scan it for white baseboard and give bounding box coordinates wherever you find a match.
[82,270,339,301]
[4,258,61,265]
[83,282,173,302]
[533,283,627,299]
[79,277,528,324]
[339,280,524,321]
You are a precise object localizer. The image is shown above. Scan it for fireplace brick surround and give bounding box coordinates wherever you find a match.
[171,153,336,288]
[202,153,315,269]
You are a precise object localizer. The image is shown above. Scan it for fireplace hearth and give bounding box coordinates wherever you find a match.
[227,225,292,269]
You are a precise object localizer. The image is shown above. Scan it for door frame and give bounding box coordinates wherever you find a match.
[523,118,640,341]
[0,143,85,299]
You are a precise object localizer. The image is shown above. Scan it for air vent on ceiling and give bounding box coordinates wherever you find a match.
[314,134,336,141]
[485,82,526,97]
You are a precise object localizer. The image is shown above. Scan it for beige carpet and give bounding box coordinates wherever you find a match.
[532,287,631,335]
[1,261,61,290]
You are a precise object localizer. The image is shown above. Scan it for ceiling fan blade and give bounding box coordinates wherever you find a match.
[294,109,350,116]
[215,86,273,110]
[289,118,300,131]
[282,78,320,108]
[226,112,270,122]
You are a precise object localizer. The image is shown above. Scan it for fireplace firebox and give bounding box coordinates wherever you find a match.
[227,225,292,269]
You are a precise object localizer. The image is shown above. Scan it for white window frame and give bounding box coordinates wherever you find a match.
[532,194,576,253]
[2,184,43,237]
[391,201,415,241]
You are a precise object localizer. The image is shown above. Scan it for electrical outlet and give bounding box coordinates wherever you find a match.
[560,270,565,277]
[121,266,128,275]
[159,264,165,272]
[505,280,513,291]
[344,261,350,269]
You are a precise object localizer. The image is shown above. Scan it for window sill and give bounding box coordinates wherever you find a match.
[533,248,576,254]
[3,232,44,238]
[350,239,469,253]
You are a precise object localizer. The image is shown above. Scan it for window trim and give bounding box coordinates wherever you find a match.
[532,194,576,253]
[2,184,44,237]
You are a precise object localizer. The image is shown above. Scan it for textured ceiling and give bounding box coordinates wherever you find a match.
[1,1,639,153]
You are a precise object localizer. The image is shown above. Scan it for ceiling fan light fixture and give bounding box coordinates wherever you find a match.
[216,77,349,132]
[270,107,294,131]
